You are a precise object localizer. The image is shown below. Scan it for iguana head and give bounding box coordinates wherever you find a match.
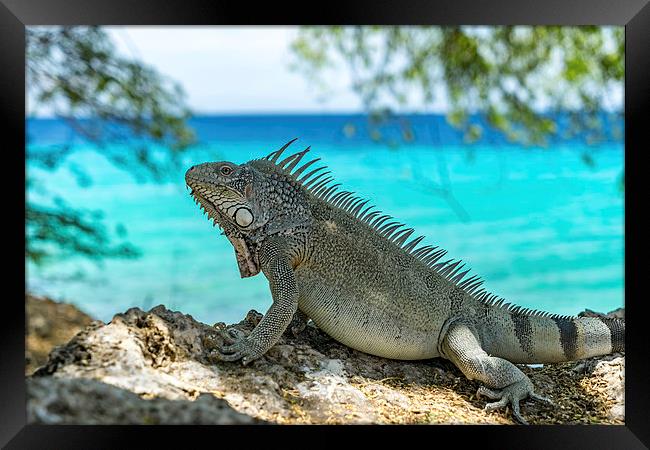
[185,140,313,278]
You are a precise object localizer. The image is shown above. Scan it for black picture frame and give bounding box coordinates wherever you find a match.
[3,0,648,447]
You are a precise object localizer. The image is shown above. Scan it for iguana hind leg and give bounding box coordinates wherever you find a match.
[440,321,553,424]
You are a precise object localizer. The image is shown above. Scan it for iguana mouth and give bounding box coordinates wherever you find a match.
[189,189,260,278]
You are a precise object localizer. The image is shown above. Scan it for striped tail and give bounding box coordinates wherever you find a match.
[484,310,625,364]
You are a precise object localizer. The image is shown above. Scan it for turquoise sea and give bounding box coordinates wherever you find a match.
[26,114,625,325]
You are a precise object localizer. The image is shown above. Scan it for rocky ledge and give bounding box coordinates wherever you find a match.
[25,294,95,375]
[27,302,624,425]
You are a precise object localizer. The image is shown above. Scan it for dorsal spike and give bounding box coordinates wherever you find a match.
[388,227,409,242]
[311,176,334,195]
[428,249,449,264]
[346,197,364,211]
[267,138,298,162]
[277,151,302,169]
[458,274,480,287]
[292,156,320,179]
[381,223,404,238]
[422,249,446,265]
[342,196,362,211]
[412,245,437,258]
[394,229,415,246]
[371,215,392,228]
[303,171,331,189]
[358,204,375,220]
[320,183,341,200]
[311,178,331,193]
[403,236,425,253]
[284,147,311,173]
[375,220,397,234]
[333,192,354,207]
[475,289,488,300]
[421,252,441,265]
[351,199,370,217]
[276,148,309,173]
[432,258,453,270]
[363,211,381,223]
[458,275,484,294]
[299,166,327,184]
[330,191,350,205]
[466,281,485,294]
[437,260,461,277]
[450,268,470,284]
[444,261,465,278]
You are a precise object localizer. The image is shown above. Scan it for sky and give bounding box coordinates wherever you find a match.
[28,26,622,116]
[105,26,368,114]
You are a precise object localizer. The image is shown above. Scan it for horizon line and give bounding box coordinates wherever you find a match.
[26,109,624,120]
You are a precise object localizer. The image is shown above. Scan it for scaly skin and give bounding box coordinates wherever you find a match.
[185,139,625,424]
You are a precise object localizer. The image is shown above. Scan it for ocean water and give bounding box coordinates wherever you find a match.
[26,115,625,325]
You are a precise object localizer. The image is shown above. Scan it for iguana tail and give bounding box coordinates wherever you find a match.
[480,307,625,364]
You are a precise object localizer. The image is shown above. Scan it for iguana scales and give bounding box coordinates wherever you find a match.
[185,139,625,424]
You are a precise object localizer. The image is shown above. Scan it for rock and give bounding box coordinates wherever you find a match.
[578,307,625,320]
[27,377,259,424]
[27,300,626,425]
[25,294,95,375]
[577,354,625,421]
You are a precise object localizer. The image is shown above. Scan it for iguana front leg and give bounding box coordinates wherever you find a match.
[440,321,553,424]
[209,237,298,365]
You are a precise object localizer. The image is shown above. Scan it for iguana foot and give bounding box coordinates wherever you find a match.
[288,310,309,337]
[206,327,264,365]
[477,382,554,424]
[291,322,307,336]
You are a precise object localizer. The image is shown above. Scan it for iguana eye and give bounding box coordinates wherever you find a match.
[220,166,233,176]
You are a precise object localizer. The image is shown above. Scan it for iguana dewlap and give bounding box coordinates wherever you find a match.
[185,140,625,424]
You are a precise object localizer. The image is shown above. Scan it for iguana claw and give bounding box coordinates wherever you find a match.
[217,327,247,344]
[290,319,308,336]
[287,310,309,337]
[206,328,263,365]
[477,382,553,425]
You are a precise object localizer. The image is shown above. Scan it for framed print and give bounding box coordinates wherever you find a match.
[2,0,649,447]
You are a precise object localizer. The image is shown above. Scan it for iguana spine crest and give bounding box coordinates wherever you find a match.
[262,139,576,321]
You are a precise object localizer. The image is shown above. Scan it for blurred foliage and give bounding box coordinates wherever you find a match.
[26,26,196,266]
[27,197,141,264]
[290,26,624,147]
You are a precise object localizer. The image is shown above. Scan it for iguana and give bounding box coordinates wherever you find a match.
[185,139,625,424]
